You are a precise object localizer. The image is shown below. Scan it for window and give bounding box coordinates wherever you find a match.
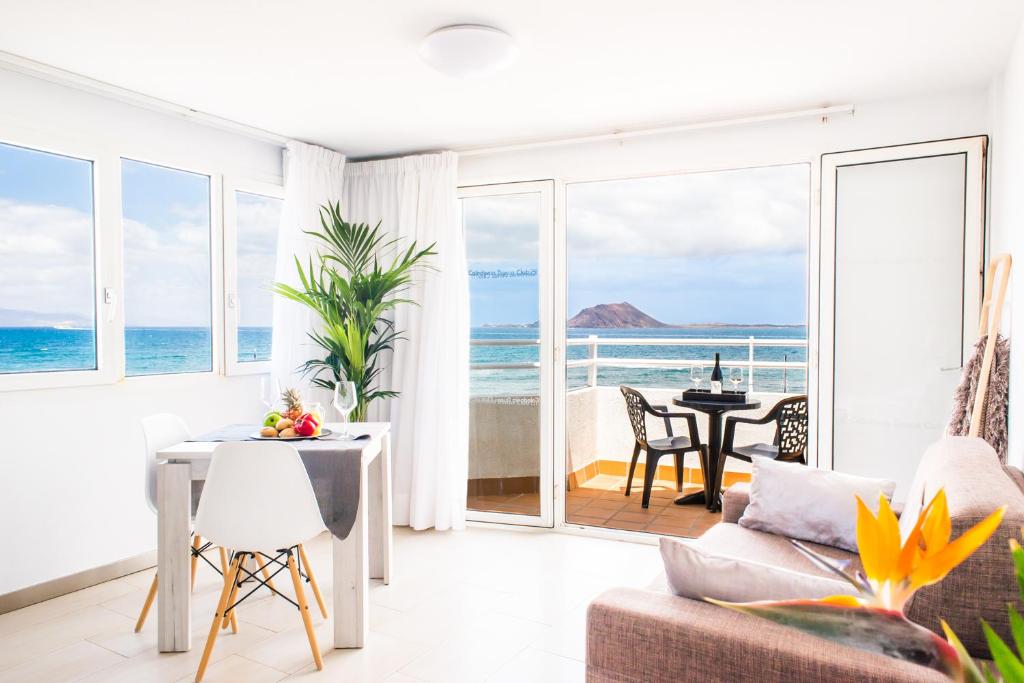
[122,159,212,376]
[233,190,281,364]
[224,181,283,374]
[0,141,96,375]
[563,164,810,536]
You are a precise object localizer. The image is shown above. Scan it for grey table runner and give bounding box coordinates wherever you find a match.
[189,424,368,540]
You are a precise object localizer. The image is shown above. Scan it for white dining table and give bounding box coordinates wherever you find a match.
[155,421,392,653]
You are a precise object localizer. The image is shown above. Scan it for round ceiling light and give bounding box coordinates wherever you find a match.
[420,24,518,78]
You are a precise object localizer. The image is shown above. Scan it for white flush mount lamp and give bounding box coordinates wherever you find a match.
[420,24,518,78]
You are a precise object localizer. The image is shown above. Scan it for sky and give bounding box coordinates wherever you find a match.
[0,142,280,328]
[465,164,810,326]
[4,139,806,330]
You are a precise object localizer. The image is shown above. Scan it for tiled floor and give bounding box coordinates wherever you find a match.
[465,492,540,516]
[0,525,665,683]
[468,473,721,537]
[565,473,720,537]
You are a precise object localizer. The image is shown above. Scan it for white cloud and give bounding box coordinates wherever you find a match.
[463,194,540,265]
[0,199,94,322]
[567,164,809,259]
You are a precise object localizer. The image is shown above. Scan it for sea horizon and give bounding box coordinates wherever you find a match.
[1,324,808,394]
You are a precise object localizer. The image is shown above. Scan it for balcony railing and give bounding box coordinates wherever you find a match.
[471,335,808,393]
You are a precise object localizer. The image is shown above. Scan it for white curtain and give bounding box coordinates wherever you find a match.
[271,141,346,403]
[343,151,469,531]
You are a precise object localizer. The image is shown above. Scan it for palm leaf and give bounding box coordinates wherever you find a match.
[272,201,435,420]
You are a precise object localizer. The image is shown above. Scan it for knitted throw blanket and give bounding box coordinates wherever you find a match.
[947,334,1010,462]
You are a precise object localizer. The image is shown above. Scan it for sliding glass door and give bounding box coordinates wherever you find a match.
[461,182,554,526]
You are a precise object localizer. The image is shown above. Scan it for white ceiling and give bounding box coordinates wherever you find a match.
[0,0,1021,158]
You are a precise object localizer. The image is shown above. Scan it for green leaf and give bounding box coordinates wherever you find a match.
[984,619,1024,683]
[709,599,962,679]
[271,201,435,418]
[942,620,987,683]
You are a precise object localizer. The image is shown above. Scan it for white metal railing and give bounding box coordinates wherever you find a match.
[470,335,808,393]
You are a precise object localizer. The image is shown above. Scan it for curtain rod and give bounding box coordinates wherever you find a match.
[457,104,856,157]
[0,50,291,146]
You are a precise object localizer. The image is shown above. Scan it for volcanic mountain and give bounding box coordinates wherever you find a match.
[567,302,669,328]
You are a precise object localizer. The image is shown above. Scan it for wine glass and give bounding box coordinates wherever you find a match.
[332,381,358,440]
[690,365,705,391]
[729,367,743,392]
[260,376,280,412]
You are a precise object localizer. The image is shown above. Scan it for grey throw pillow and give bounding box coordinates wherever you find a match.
[738,458,896,551]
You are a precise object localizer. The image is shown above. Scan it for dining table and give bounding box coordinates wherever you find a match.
[155,421,391,653]
[672,396,760,512]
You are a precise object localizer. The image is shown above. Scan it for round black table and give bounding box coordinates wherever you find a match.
[672,396,761,512]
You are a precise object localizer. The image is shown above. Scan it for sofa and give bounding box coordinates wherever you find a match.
[586,437,1024,682]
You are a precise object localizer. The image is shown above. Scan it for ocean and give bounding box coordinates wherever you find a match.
[471,326,808,396]
[0,327,272,376]
[0,326,807,394]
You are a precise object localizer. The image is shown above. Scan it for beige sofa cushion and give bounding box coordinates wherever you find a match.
[900,436,1024,658]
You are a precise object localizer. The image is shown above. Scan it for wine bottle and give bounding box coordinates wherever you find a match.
[710,352,723,393]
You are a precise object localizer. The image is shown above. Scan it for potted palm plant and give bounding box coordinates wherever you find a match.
[272,201,435,421]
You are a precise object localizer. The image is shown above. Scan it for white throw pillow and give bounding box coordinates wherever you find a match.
[658,537,854,602]
[738,458,896,551]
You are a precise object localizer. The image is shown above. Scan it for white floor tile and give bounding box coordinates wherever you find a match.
[0,640,125,683]
[0,526,664,683]
[485,647,585,683]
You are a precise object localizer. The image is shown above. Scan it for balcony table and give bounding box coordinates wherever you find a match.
[672,397,760,512]
[154,422,391,653]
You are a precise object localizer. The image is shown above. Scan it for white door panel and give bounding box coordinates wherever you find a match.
[820,139,985,498]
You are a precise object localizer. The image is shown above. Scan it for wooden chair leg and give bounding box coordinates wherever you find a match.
[191,535,202,591]
[297,544,328,619]
[641,450,660,508]
[673,452,684,492]
[287,551,323,671]
[625,443,641,496]
[134,573,158,633]
[218,546,229,575]
[196,555,241,683]
[251,552,279,596]
[221,553,243,633]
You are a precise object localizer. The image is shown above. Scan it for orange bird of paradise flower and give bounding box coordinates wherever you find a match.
[710,488,1006,680]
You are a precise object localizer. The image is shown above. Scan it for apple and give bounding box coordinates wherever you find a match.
[263,411,282,428]
[294,412,320,437]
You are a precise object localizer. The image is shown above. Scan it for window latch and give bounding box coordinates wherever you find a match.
[103,287,117,322]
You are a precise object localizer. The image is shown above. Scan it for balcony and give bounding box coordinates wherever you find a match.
[468,335,807,536]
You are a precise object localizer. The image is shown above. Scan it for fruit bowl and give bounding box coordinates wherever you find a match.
[249,428,333,441]
[257,406,325,439]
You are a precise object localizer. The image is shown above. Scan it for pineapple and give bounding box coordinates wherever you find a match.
[281,388,304,421]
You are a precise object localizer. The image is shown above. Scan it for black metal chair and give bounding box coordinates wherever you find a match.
[620,386,705,508]
[722,395,809,465]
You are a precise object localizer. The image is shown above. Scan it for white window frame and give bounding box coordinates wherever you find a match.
[0,128,120,392]
[461,180,557,529]
[223,177,284,376]
[120,155,223,380]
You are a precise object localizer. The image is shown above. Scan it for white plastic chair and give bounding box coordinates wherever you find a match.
[193,441,329,682]
[136,415,276,633]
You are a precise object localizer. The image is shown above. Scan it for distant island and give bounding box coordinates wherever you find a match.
[0,307,92,328]
[480,302,804,329]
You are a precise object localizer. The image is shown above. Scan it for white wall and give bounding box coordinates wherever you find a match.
[459,90,989,186]
[988,18,1024,469]
[0,70,283,595]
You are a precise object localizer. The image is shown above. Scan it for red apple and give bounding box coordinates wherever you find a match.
[294,412,320,437]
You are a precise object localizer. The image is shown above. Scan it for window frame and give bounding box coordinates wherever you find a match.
[0,128,120,392]
[222,177,284,376]
[119,155,223,380]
